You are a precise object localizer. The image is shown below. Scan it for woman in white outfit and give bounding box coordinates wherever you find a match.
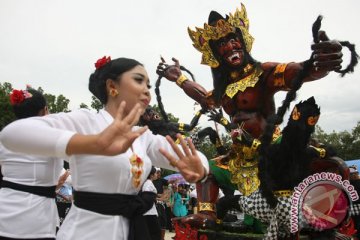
[0,88,63,240]
[142,166,161,240]
[0,56,209,240]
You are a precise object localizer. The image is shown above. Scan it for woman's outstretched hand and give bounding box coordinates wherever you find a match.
[96,102,148,155]
[159,133,206,183]
[66,101,148,156]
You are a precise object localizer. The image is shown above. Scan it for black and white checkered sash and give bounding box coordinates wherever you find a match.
[238,190,292,240]
[350,203,360,216]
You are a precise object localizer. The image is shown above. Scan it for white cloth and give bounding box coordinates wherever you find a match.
[142,179,158,216]
[0,142,63,238]
[0,109,209,240]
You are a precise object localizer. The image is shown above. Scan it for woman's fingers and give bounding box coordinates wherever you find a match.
[166,135,185,159]
[187,138,198,156]
[129,106,143,126]
[159,147,179,168]
[115,101,126,121]
[159,147,200,183]
[125,127,148,144]
[133,126,148,137]
[160,133,204,183]
[121,103,140,125]
[177,134,191,156]
[112,128,146,155]
[179,166,200,182]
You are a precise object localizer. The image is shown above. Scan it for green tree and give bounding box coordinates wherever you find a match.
[44,93,70,113]
[196,135,217,160]
[0,83,72,128]
[314,122,360,160]
[0,82,15,130]
[37,87,70,113]
[190,126,232,160]
[90,96,103,112]
[161,168,177,178]
[79,103,89,109]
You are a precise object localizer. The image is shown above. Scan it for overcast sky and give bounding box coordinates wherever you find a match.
[0,0,359,133]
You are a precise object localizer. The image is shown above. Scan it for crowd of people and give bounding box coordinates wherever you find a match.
[151,167,198,239]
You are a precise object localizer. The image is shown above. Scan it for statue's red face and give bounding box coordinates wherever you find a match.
[215,33,244,67]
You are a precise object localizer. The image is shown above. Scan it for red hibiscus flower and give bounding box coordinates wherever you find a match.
[9,89,25,105]
[94,56,111,69]
[136,156,142,164]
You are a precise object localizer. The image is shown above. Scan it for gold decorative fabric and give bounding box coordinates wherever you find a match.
[225,66,263,98]
[273,63,288,88]
[273,190,293,197]
[198,202,216,212]
[228,128,283,196]
[228,144,260,196]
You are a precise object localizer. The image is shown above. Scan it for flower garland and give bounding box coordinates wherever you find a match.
[94,56,111,69]
[129,153,143,188]
[9,89,33,105]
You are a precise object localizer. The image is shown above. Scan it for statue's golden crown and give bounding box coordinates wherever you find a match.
[188,3,254,68]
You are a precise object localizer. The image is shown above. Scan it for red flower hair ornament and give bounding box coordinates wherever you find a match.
[95,56,111,69]
[9,89,33,105]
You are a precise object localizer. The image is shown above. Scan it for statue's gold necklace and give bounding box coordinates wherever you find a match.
[225,65,263,99]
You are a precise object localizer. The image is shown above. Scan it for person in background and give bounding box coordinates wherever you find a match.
[0,56,209,240]
[153,168,171,239]
[0,87,63,240]
[143,166,161,240]
[164,184,175,232]
[172,184,189,218]
[184,185,192,215]
[189,185,198,214]
[56,168,73,227]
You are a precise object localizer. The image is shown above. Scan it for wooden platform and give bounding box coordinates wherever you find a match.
[197,229,264,240]
[197,230,310,240]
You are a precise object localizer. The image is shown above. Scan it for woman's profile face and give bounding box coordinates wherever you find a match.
[114,65,151,115]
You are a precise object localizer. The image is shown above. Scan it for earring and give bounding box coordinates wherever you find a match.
[109,89,118,97]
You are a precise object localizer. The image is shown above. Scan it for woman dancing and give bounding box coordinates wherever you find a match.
[0,56,209,240]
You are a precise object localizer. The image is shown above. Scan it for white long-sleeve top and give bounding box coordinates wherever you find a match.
[0,142,63,238]
[0,109,209,240]
[142,179,158,216]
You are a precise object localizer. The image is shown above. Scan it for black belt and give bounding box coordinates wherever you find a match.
[0,180,56,198]
[73,190,156,240]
